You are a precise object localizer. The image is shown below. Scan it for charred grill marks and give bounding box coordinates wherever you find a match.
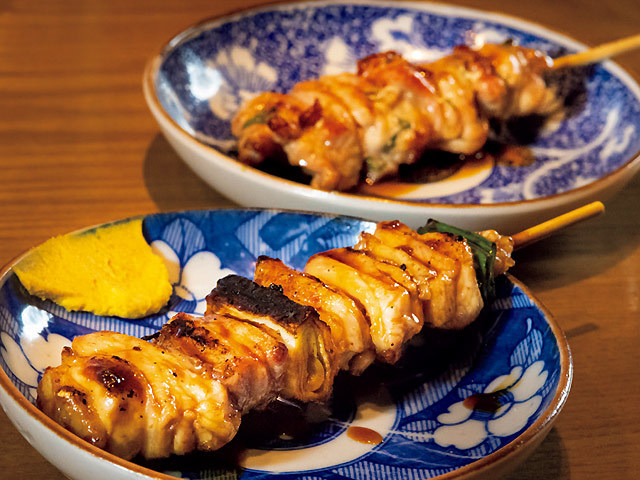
[209,274,321,330]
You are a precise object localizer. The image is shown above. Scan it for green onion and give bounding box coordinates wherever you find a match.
[242,107,275,129]
[382,118,411,153]
[365,155,384,176]
[417,219,497,303]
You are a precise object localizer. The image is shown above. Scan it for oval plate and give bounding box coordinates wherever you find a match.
[0,209,571,480]
[143,0,640,233]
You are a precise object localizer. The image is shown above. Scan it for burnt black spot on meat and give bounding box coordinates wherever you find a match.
[55,386,89,407]
[142,331,160,341]
[160,313,215,348]
[209,275,319,327]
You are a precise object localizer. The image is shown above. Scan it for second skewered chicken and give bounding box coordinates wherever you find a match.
[232,43,560,191]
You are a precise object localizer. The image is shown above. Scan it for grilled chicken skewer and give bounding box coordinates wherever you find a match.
[38,221,516,460]
[38,199,615,460]
[232,43,560,191]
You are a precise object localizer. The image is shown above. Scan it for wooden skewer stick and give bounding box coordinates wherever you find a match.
[512,201,605,250]
[551,33,640,69]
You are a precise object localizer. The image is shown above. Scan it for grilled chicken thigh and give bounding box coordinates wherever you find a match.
[151,311,288,413]
[254,256,375,374]
[305,248,424,364]
[206,274,338,403]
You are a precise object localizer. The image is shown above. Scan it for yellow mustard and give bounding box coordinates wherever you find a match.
[13,218,173,318]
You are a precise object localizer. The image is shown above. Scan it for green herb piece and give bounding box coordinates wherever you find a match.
[417,219,497,302]
[242,107,275,129]
[365,155,385,176]
[382,118,411,153]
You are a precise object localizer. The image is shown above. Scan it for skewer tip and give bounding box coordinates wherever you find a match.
[551,33,640,70]
[512,201,605,249]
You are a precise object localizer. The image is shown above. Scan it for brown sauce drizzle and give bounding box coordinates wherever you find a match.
[256,138,534,193]
[462,387,510,414]
[355,140,534,198]
[347,426,384,445]
[395,142,534,182]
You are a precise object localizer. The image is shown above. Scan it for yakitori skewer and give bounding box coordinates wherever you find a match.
[36,203,603,460]
[232,34,640,192]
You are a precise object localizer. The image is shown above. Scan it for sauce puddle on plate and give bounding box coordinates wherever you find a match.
[347,426,384,445]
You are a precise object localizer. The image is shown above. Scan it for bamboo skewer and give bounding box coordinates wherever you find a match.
[511,201,605,250]
[509,35,633,245]
[551,33,640,69]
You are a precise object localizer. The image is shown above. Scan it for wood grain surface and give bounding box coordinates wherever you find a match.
[1,1,639,478]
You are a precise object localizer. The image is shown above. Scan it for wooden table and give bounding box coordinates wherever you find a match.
[1,1,639,478]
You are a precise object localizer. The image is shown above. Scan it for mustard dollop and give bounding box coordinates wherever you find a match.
[13,219,172,318]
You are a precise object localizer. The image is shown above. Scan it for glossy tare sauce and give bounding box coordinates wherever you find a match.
[254,140,534,195]
[346,426,384,445]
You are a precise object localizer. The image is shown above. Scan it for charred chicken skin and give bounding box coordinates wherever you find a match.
[37,222,514,460]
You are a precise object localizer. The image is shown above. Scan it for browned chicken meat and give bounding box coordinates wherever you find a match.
[37,221,514,460]
[37,331,242,460]
[254,256,376,375]
[205,274,338,403]
[151,311,288,413]
[232,43,559,190]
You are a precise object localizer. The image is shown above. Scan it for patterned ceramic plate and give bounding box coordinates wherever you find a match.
[0,209,572,480]
[143,0,640,233]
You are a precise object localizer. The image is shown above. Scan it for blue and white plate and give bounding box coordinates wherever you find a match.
[143,0,640,234]
[0,209,572,480]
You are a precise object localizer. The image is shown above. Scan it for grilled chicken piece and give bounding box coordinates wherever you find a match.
[468,43,558,117]
[231,83,364,191]
[479,229,516,276]
[284,79,364,190]
[367,221,483,330]
[150,312,288,413]
[232,43,558,190]
[354,51,441,183]
[254,256,375,374]
[37,332,241,460]
[305,247,424,365]
[353,232,434,304]
[206,275,338,403]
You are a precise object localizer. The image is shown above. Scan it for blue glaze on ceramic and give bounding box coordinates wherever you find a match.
[152,0,640,204]
[0,209,567,479]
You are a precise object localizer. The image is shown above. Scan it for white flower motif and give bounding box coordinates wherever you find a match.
[322,37,357,76]
[371,14,415,53]
[151,240,236,315]
[208,46,278,120]
[370,15,444,64]
[1,307,70,401]
[432,360,547,450]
